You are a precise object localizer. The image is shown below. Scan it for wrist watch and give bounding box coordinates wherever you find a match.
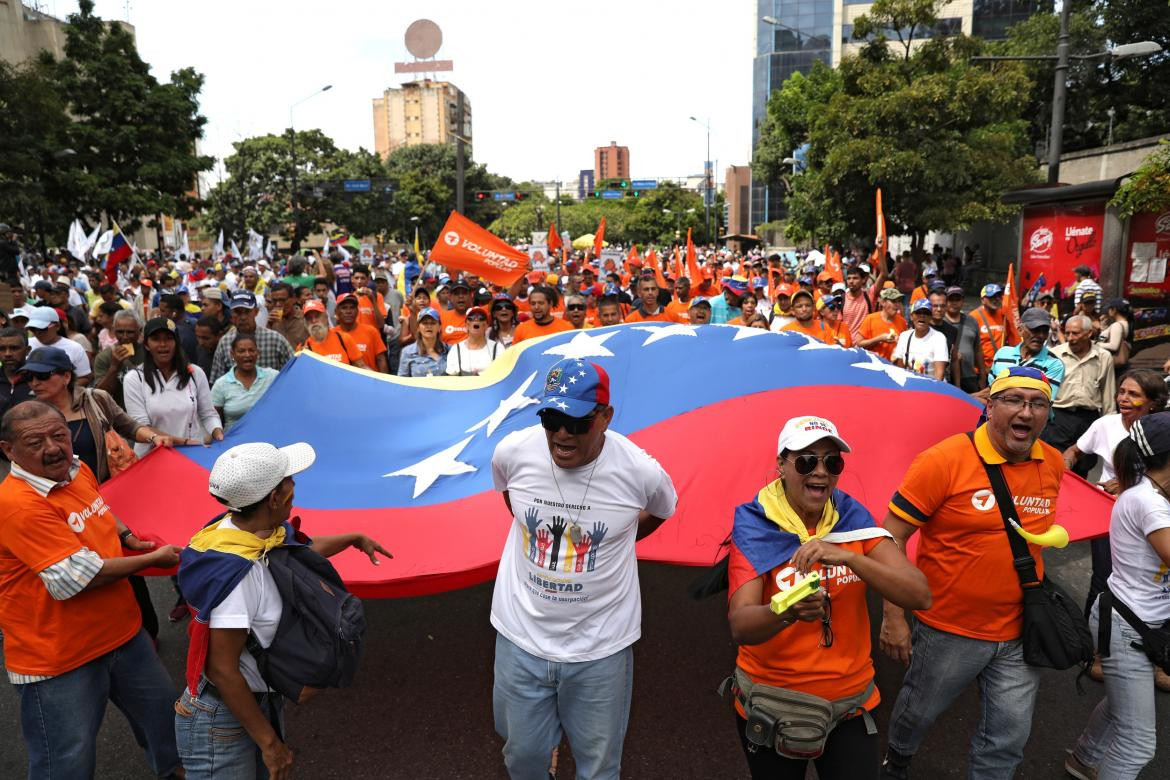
[119,528,134,541]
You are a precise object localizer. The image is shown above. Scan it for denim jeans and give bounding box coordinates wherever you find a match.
[14,628,180,778]
[174,680,284,780]
[1072,598,1158,780]
[886,621,1040,780]
[493,633,634,780]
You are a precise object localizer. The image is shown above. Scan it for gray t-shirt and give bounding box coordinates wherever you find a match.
[950,313,980,379]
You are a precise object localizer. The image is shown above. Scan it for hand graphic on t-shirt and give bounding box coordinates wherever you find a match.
[547,517,567,571]
[573,533,592,573]
[587,522,608,572]
[536,529,551,568]
[524,507,541,561]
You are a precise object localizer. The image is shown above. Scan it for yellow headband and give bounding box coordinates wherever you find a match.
[989,370,1052,401]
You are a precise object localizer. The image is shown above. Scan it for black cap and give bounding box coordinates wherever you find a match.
[1131,412,1170,459]
[21,347,73,374]
[143,316,178,339]
[450,279,472,291]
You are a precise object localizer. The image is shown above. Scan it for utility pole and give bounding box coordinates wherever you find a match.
[1047,0,1071,184]
[455,91,466,214]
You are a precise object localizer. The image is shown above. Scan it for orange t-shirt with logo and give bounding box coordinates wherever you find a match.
[512,317,575,344]
[888,425,1063,641]
[624,307,672,324]
[439,310,469,345]
[729,537,884,713]
[355,291,385,330]
[970,305,1019,368]
[909,284,931,306]
[0,464,140,676]
[858,312,908,361]
[330,324,386,370]
[665,300,692,324]
[301,331,354,365]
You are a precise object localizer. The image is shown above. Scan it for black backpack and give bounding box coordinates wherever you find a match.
[247,544,366,702]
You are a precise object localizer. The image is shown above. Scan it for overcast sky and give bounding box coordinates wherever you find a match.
[59,0,755,186]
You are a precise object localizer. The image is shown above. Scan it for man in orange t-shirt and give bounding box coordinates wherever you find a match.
[969,283,1019,369]
[332,294,388,372]
[624,276,672,323]
[300,300,354,365]
[781,290,835,344]
[350,265,386,332]
[664,277,694,323]
[857,288,908,361]
[0,401,184,777]
[879,367,1063,778]
[512,286,574,343]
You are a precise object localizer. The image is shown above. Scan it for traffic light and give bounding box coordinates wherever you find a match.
[475,191,489,201]
[624,190,641,198]
[514,191,527,201]
[591,190,603,199]
[619,179,630,189]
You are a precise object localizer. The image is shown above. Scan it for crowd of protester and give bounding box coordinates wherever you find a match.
[1,220,1170,780]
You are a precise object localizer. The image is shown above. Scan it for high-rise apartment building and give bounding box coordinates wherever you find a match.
[372,79,472,161]
[594,142,630,182]
[750,0,1048,231]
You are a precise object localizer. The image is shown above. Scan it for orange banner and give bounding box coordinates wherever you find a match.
[645,248,666,288]
[593,216,606,260]
[428,211,529,286]
[547,221,562,253]
[685,228,702,283]
[824,244,843,283]
[1005,262,1021,335]
[873,189,887,271]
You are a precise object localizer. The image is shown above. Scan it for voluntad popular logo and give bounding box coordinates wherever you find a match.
[443,231,460,246]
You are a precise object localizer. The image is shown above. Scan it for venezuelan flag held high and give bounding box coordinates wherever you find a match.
[105,222,134,284]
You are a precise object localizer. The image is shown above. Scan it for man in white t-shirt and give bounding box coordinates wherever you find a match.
[490,358,678,779]
[893,299,949,380]
[26,306,92,384]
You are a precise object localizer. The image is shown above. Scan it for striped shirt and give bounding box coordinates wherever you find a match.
[1073,278,1102,307]
[209,325,294,384]
[988,344,1066,400]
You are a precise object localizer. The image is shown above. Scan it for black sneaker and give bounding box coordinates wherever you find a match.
[880,750,911,780]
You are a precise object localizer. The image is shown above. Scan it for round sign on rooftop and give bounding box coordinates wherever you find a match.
[405,19,442,59]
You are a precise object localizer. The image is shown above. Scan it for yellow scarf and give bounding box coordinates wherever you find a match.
[757,478,839,543]
[187,514,287,560]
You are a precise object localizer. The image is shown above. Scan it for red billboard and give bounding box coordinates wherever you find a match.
[1019,202,1106,294]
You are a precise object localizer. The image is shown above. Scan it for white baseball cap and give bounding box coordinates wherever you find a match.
[25,307,60,329]
[208,442,316,511]
[777,416,852,455]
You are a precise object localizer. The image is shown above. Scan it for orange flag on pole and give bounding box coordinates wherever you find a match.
[625,244,641,278]
[547,222,562,253]
[427,211,529,286]
[685,227,702,282]
[1005,262,1022,336]
[593,217,606,260]
[645,248,666,287]
[873,188,887,273]
[825,245,843,283]
[672,246,683,281]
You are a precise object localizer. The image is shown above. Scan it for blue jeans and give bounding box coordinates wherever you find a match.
[1072,598,1158,780]
[174,681,284,780]
[14,628,180,778]
[493,633,633,780]
[886,621,1040,780]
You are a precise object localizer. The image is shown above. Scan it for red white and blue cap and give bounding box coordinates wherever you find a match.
[538,359,611,418]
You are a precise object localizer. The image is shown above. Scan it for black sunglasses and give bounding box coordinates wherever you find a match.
[785,453,846,476]
[26,370,60,381]
[566,304,586,311]
[540,411,597,435]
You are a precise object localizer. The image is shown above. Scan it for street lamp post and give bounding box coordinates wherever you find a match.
[970,7,1160,185]
[288,85,332,251]
[689,116,712,244]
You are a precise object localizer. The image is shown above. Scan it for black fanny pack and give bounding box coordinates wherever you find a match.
[1098,586,1170,674]
[720,667,876,760]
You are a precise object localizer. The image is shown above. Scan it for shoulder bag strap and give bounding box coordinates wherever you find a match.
[903,331,913,366]
[333,330,355,365]
[965,432,1039,586]
[1098,587,1114,658]
[976,311,999,353]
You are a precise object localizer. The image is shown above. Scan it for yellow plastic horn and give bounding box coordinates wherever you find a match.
[770,572,821,615]
[1009,518,1069,549]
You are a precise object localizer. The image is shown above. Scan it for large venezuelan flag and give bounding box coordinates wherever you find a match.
[102,324,1114,597]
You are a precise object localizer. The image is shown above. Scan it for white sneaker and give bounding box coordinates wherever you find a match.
[1064,750,1097,780]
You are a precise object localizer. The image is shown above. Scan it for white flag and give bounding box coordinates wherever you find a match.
[213,230,225,260]
[179,230,191,261]
[66,220,85,259]
[93,230,114,256]
[247,229,265,261]
[230,239,242,261]
[265,238,274,261]
[337,243,352,262]
[83,224,101,256]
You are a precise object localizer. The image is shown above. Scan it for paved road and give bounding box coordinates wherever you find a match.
[1,544,1167,779]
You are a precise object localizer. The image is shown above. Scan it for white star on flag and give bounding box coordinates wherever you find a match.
[724,325,773,341]
[384,436,478,499]
[631,324,699,346]
[465,372,539,436]
[850,353,928,387]
[542,331,619,360]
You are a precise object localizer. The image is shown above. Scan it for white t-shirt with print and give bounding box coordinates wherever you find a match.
[207,517,283,692]
[1076,413,1127,484]
[444,339,501,376]
[1106,477,1170,623]
[893,328,949,375]
[490,425,677,662]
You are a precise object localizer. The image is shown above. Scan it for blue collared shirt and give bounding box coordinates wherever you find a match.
[988,344,1065,400]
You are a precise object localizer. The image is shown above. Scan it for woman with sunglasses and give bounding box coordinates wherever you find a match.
[445,306,500,376]
[397,307,448,378]
[819,295,854,348]
[726,416,929,780]
[489,294,518,347]
[123,316,223,456]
